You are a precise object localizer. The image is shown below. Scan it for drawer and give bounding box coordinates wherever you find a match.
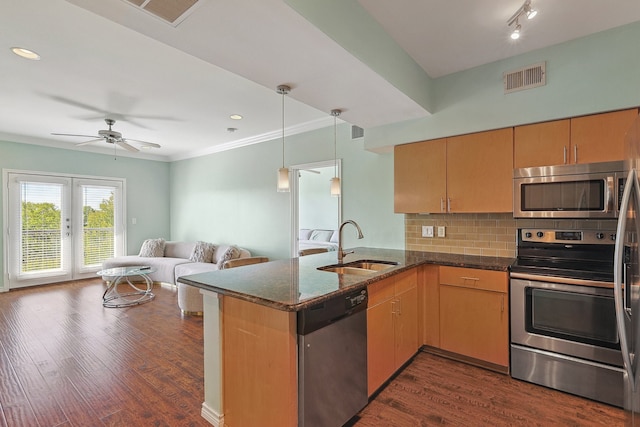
[439,266,507,293]
[368,276,395,306]
[394,269,417,294]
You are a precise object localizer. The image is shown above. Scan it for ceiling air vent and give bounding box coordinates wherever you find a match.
[503,62,546,94]
[123,0,200,26]
[351,125,364,139]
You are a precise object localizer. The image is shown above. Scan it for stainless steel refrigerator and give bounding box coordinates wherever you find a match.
[615,112,640,425]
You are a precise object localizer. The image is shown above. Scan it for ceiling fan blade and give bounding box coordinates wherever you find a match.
[126,138,161,148]
[52,133,101,138]
[116,140,139,152]
[75,138,103,146]
[45,95,109,115]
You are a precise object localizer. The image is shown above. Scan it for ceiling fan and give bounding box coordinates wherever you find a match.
[52,118,161,152]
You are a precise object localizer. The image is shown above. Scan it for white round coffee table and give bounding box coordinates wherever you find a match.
[97,266,156,308]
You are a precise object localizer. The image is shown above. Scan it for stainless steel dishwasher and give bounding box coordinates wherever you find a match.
[297,288,368,427]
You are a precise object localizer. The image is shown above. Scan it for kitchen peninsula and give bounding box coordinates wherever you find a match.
[177,247,513,427]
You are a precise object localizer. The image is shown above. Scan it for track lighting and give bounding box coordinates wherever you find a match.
[511,21,521,40]
[507,0,537,40]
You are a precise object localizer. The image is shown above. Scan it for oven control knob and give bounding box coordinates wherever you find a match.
[525,232,532,238]
[596,232,605,240]
[536,231,544,238]
[611,234,616,241]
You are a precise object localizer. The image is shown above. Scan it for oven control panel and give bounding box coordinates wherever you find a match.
[520,229,616,244]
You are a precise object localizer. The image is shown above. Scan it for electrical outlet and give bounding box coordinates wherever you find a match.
[422,225,434,238]
[437,226,446,237]
[132,217,137,225]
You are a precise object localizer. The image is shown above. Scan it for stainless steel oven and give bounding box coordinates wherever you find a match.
[510,228,625,407]
[513,160,627,219]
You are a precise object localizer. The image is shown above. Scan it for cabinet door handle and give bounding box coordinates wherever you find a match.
[447,198,451,213]
[501,295,505,313]
[391,300,396,315]
[574,145,578,164]
[461,276,480,282]
[440,197,445,212]
[563,146,567,164]
[396,298,402,316]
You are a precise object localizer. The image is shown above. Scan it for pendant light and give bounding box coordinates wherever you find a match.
[276,85,291,192]
[330,109,341,197]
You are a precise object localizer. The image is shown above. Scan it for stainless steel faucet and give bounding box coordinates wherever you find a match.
[338,220,364,263]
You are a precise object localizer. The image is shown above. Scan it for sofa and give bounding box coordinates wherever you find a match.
[101,239,264,314]
[298,228,338,255]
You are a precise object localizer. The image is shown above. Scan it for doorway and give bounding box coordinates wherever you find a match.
[290,160,342,256]
[4,171,125,289]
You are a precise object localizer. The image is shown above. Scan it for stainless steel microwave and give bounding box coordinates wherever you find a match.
[513,161,628,218]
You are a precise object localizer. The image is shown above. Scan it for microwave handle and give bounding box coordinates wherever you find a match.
[604,176,614,213]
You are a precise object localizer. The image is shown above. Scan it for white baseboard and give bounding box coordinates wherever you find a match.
[201,402,223,427]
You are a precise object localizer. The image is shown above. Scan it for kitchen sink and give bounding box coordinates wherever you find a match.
[318,260,399,275]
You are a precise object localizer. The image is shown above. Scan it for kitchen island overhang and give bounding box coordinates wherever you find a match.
[177,247,513,426]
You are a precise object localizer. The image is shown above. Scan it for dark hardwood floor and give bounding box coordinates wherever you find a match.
[0,279,628,426]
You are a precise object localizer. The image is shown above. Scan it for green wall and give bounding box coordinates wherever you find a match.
[0,139,170,285]
[2,21,639,283]
[364,21,640,151]
[169,123,404,261]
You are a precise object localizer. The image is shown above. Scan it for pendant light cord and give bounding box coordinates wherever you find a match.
[281,89,285,168]
[277,85,290,168]
[333,114,337,176]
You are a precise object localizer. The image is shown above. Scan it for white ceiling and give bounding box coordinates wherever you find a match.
[2,0,640,161]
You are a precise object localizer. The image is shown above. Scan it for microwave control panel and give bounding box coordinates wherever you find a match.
[520,229,616,244]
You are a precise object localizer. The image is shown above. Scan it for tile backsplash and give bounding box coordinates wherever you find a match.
[405,213,517,257]
[404,213,617,258]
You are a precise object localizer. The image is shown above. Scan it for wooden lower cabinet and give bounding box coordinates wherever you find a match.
[420,265,440,347]
[222,296,297,427]
[438,266,509,370]
[367,269,419,396]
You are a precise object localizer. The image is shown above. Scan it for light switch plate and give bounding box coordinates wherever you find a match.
[437,226,446,237]
[422,225,434,238]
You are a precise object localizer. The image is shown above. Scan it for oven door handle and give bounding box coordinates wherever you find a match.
[614,168,639,391]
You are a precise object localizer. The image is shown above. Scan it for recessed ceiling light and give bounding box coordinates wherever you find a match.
[230,114,243,120]
[11,47,40,60]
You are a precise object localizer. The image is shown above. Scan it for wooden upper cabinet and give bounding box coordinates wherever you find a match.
[446,128,514,213]
[394,138,446,213]
[514,109,639,168]
[570,108,638,164]
[514,119,570,168]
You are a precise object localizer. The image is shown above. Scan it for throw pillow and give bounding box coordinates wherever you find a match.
[190,241,215,263]
[310,229,333,242]
[139,238,166,257]
[216,245,241,269]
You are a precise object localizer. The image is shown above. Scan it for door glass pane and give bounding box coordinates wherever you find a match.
[527,288,619,348]
[521,179,604,211]
[81,185,116,268]
[20,181,63,273]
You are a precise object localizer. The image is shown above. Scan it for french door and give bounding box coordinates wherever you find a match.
[5,172,125,289]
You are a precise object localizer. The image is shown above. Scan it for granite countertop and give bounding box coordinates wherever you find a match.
[177,247,515,312]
